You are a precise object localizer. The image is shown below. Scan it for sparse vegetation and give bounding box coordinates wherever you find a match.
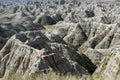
[3,72,87,80]
[3,72,108,80]
[41,25,55,33]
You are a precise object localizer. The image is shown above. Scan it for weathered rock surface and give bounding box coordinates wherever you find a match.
[33,13,56,25]
[93,46,120,80]
[0,31,96,78]
[0,0,120,79]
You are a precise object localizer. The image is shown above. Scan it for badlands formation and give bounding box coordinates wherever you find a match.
[0,0,120,80]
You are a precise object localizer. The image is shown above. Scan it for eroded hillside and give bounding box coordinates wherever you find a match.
[0,0,120,80]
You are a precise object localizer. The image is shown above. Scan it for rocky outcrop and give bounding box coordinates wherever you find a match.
[51,14,63,22]
[47,21,120,66]
[50,21,119,51]
[93,46,120,80]
[0,0,120,79]
[0,31,97,78]
[34,13,56,25]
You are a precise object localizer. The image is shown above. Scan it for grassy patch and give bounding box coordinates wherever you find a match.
[41,25,55,34]
[3,72,86,80]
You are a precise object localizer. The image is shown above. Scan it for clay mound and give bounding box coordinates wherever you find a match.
[0,31,97,78]
[34,13,56,25]
[49,21,120,65]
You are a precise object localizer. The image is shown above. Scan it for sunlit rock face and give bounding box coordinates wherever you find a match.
[93,45,120,80]
[0,0,120,79]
